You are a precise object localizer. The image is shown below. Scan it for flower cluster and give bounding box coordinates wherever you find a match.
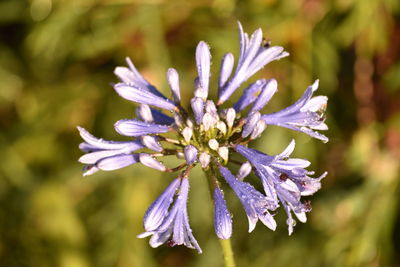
[78,22,328,253]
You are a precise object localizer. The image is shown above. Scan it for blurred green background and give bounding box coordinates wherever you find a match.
[1,0,400,266]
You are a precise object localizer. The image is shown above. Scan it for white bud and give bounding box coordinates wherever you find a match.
[136,104,153,122]
[208,139,219,150]
[199,152,211,168]
[250,120,267,140]
[218,147,229,162]
[216,121,227,135]
[202,113,214,131]
[186,119,194,128]
[139,153,166,171]
[141,136,163,152]
[205,100,218,116]
[174,113,184,128]
[226,108,236,128]
[182,127,193,143]
[237,162,252,181]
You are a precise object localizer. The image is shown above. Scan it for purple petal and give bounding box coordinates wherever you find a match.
[114,57,167,99]
[96,154,139,171]
[218,53,234,89]
[77,126,143,151]
[233,80,266,112]
[214,187,232,239]
[143,178,181,231]
[167,68,181,103]
[248,79,277,114]
[190,97,204,125]
[114,83,177,111]
[114,119,170,137]
[195,41,211,99]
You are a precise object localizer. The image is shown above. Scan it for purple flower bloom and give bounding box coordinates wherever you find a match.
[218,22,289,104]
[138,177,202,253]
[219,166,277,232]
[78,22,328,252]
[235,141,327,234]
[261,80,328,142]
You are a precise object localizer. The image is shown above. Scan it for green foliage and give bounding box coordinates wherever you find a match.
[0,0,399,266]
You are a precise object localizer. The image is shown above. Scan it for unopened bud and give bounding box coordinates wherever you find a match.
[216,121,227,135]
[182,127,193,143]
[226,108,236,128]
[141,136,163,152]
[208,139,219,150]
[184,145,198,165]
[139,153,166,171]
[205,100,218,117]
[199,152,211,168]
[190,97,204,125]
[136,104,153,122]
[237,162,252,180]
[202,113,214,131]
[250,120,267,140]
[174,113,184,128]
[242,112,261,138]
[218,147,229,162]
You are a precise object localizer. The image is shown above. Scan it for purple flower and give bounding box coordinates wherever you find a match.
[219,166,277,232]
[218,22,289,104]
[261,80,328,142]
[78,22,328,252]
[235,141,327,234]
[138,177,202,253]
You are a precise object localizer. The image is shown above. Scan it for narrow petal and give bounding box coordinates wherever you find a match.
[114,119,170,137]
[195,41,211,99]
[167,68,181,103]
[143,178,181,231]
[114,83,177,111]
[96,154,139,171]
[218,53,234,89]
[213,187,232,239]
[190,97,204,125]
[139,153,166,171]
[233,80,266,112]
[248,79,277,114]
[77,126,143,150]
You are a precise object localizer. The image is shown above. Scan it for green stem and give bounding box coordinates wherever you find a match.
[204,165,236,267]
[219,238,236,267]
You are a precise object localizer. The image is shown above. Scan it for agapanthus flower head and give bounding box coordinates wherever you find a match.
[78,22,328,253]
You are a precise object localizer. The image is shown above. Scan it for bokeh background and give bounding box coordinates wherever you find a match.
[1,0,400,266]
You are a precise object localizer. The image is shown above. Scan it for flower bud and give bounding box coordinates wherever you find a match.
[141,136,163,152]
[184,145,198,165]
[208,139,219,150]
[226,108,236,128]
[182,127,193,143]
[199,152,211,168]
[139,153,166,171]
[237,162,252,180]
